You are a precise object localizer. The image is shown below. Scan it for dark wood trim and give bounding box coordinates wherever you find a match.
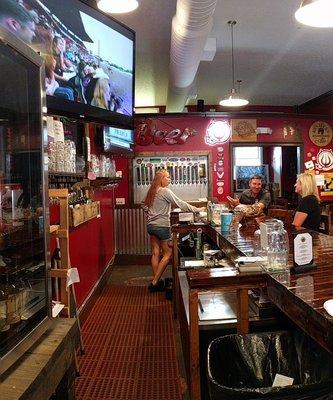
[135,110,333,120]
[297,89,333,113]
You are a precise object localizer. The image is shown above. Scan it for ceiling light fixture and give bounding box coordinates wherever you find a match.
[295,0,333,27]
[219,21,249,107]
[97,0,139,14]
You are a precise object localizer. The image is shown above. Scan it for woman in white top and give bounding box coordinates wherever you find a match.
[144,169,202,292]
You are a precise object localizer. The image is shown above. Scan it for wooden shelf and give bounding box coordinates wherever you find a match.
[90,176,122,188]
[49,172,85,178]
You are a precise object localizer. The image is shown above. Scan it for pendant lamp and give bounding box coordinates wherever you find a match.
[97,0,139,13]
[295,0,333,27]
[219,21,249,107]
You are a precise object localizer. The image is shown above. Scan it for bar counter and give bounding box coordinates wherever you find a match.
[172,221,333,400]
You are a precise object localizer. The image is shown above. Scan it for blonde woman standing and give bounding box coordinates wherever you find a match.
[293,172,321,231]
[144,169,203,292]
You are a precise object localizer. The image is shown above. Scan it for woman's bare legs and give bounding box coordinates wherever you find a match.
[150,235,161,276]
[151,239,172,285]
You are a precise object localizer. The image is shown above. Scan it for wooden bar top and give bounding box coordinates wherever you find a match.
[174,221,333,354]
[266,230,333,354]
[0,319,79,400]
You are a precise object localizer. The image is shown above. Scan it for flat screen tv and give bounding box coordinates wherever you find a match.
[102,126,134,154]
[0,0,135,128]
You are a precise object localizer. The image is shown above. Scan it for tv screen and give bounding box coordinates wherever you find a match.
[0,0,135,127]
[103,126,134,153]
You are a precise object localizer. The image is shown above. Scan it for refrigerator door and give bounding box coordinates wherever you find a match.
[0,28,51,376]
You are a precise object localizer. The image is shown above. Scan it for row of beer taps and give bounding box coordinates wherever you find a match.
[135,163,207,186]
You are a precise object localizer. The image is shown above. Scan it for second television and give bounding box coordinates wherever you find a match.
[0,0,135,128]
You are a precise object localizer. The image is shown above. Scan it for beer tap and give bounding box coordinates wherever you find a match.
[141,164,145,186]
[187,165,191,184]
[136,166,141,185]
[175,165,179,185]
[145,166,149,185]
[179,165,183,185]
[149,165,153,183]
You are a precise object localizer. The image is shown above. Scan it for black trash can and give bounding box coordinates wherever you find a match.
[207,330,333,400]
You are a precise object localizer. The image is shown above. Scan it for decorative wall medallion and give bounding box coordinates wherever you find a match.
[205,120,231,145]
[309,121,333,147]
[316,149,333,171]
[231,119,257,142]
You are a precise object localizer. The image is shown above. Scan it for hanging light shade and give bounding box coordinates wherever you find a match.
[219,88,249,107]
[97,0,139,13]
[295,0,333,27]
[219,21,249,107]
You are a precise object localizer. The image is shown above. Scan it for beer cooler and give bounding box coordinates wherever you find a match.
[133,155,209,204]
[0,28,51,375]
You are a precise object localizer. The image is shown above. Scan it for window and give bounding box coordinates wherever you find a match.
[234,146,262,166]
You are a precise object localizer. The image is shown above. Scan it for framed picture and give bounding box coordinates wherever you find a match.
[235,165,269,191]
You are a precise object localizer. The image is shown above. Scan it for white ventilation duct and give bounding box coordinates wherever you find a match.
[166,0,218,112]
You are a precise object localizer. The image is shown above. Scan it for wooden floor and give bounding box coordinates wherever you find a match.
[75,265,186,399]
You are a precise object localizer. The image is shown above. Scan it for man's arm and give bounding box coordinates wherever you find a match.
[258,191,271,212]
[227,195,240,208]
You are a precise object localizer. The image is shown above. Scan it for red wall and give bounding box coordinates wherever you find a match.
[50,123,116,307]
[117,114,333,204]
[69,188,115,306]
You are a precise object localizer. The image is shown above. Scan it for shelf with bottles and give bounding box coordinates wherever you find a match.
[0,269,46,332]
[68,187,100,227]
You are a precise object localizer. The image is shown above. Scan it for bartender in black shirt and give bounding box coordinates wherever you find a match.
[227,174,271,213]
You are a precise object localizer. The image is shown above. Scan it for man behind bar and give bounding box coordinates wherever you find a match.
[227,174,271,214]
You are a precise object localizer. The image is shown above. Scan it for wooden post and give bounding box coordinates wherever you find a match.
[237,288,249,334]
[172,231,179,318]
[189,289,200,400]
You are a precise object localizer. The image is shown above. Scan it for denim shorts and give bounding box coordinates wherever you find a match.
[147,225,171,241]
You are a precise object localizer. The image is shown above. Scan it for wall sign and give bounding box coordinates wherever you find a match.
[309,121,332,147]
[205,120,231,145]
[231,119,257,142]
[135,120,197,146]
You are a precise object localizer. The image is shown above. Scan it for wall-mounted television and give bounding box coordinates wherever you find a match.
[103,126,134,154]
[0,0,135,128]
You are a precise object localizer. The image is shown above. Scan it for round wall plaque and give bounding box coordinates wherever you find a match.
[309,121,332,147]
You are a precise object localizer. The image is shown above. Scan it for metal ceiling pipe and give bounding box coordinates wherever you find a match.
[166,0,218,112]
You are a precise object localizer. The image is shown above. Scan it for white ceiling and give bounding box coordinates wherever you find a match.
[115,0,333,110]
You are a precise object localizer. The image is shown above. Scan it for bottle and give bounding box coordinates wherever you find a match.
[195,228,202,259]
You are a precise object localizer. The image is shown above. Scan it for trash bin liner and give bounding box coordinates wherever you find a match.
[207,330,333,400]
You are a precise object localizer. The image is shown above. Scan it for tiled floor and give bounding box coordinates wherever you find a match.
[75,264,186,399]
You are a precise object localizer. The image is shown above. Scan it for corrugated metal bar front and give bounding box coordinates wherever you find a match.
[114,208,150,255]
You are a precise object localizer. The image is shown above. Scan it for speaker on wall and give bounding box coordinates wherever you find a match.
[197,99,204,112]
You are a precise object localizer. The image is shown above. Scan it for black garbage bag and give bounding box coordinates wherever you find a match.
[207,330,333,400]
